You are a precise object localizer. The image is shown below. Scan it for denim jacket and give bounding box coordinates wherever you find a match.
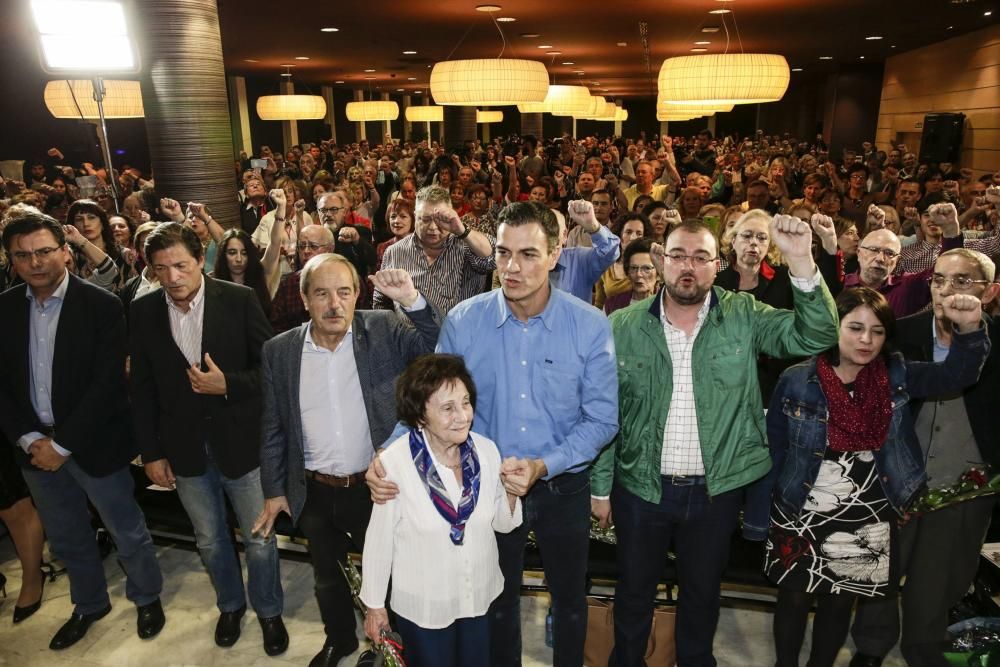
[742,324,990,541]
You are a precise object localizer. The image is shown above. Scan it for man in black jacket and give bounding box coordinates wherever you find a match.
[851,248,1000,667]
[129,223,286,656]
[0,211,164,650]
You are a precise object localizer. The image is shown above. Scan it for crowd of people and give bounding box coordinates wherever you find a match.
[1,127,1000,667]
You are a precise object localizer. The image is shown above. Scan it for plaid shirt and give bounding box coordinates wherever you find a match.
[269,270,307,334]
[898,231,1000,275]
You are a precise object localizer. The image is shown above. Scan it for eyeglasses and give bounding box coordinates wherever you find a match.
[11,246,61,262]
[859,245,900,260]
[736,231,769,243]
[928,275,991,291]
[627,264,656,275]
[296,242,328,251]
[317,206,345,216]
[665,252,716,267]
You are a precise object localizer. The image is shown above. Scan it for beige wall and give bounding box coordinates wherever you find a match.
[876,24,1000,178]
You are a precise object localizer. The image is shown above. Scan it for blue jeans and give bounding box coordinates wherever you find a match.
[396,613,490,667]
[174,460,282,618]
[22,460,162,615]
[610,479,742,667]
[490,470,591,667]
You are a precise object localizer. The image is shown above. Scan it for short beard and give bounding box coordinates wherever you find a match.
[664,281,709,306]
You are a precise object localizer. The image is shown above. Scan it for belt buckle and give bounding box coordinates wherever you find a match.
[342,474,352,488]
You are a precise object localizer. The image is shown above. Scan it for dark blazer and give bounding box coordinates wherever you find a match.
[0,273,135,477]
[129,275,273,479]
[895,310,1000,466]
[259,305,440,522]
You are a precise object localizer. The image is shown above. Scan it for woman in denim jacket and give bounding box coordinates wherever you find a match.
[755,287,990,667]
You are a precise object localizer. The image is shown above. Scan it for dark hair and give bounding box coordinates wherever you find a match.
[631,194,653,212]
[824,287,896,364]
[697,129,713,140]
[623,237,655,271]
[395,354,477,429]
[386,196,415,228]
[109,212,138,245]
[591,188,613,202]
[67,199,117,252]
[746,179,769,192]
[640,200,668,221]
[2,209,65,251]
[802,172,827,189]
[213,229,271,315]
[918,192,946,214]
[665,220,718,257]
[613,211,652,238]
[497,201,560,252]
[846,163,869,179]
[144,221,203,263]
[465,184,488,200]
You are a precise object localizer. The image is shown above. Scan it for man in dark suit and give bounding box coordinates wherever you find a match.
[253,255,440,667]
[128,223,287,656]
[851,248,1000,667]
[0,211,164,650]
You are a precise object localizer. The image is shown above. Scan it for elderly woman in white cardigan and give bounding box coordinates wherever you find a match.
[361,354,523,667]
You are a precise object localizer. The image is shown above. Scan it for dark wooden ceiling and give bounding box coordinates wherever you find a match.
[216,0,996,98]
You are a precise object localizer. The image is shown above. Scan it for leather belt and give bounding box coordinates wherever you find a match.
[663,474,706,486]
[305,469,367,488]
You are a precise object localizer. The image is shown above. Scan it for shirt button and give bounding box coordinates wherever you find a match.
[520,393,526,399]
[520,426,526,432]
[521,360,527,366]
[522,327,528,332]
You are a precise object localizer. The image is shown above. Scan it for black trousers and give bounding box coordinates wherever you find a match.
[297,477,373,643]
[851,495,996,666]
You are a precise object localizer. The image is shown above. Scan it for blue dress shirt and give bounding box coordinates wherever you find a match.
[549,225,620,303]
[436,287,619,478]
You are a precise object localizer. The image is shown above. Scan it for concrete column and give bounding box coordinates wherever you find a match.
[402,95,412,141]
[226,75,252,158]
[660,120,669,138]
[443,106,476,150]
[321,85,337,143]
[354,89,366,141]
[135,0,239,227]
[380,92,392,143]
[520,112,543,140]
[280,81,298,153]
[707,115,717,136]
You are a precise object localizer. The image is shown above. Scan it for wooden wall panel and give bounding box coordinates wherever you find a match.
[875,24,1000,177]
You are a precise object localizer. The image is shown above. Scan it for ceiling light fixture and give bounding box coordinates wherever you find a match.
[617,42,628,46]
[658,53,790,105]
[475,4,502,11]
[45,79,144,118]
[477,110,503,123]
[430,58,549,105]
[345,100,399,121]
[335,80,344,84]
[866,35,883,40]
[819,56,833,60]
[562,61,574,65]
[397,88,404,91]
[520,33,540,38]
[244,59,258,63]
[690,48,707,52]
[986,10,993,16]
[547,51,562,55]
[709,9,731,14]
[695,41,711,45]
[294,56,309,60]
[402,50,417,55]
[364,68,376,72]
[791,68,803,72]
[702,26,720,32]
[320,27,339,32]
[538,45,553,49]
[405,105,443,122]
[258,67,327,120]
[407,77,417,80]
[497,17,516,22]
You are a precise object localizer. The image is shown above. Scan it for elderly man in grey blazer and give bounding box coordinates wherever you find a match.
[253,253,439,667]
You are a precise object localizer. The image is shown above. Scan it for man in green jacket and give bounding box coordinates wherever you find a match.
[591,216,839,667]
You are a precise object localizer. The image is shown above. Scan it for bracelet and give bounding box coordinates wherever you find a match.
[275,217,285,223]
[455,225,472,240]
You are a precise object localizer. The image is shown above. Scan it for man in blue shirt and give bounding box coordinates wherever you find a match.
[368,201,619,667]
[551,198,620,303]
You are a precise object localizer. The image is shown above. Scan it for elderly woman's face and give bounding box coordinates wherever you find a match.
[421,379,473,446]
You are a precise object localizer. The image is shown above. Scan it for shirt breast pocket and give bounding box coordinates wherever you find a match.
[536,360,585,424]
[709,344,749,389]
[781,398,826,448]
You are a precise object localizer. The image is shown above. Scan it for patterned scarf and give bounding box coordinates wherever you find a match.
[816,354,893,453]
[408,428,481,545]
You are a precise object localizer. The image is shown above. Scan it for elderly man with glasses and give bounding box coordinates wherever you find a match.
[268,225,335,334]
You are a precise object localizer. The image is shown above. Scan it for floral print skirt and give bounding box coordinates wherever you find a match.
[764,449,897,597]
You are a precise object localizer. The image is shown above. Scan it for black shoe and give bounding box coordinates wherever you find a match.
[49,604,112,650]
[309,636,360,667]
[14,572,46,624]
[849,654,884,667]
[214,606,246,647]
[136,599,165,639]
[259,615,289,656]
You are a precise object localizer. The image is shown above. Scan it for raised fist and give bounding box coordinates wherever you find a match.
[810,213,838,254]
[567,199,599,232]
[270,188,287,206]
[866,204,886,230]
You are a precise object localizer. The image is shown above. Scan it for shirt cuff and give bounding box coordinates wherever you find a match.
[401,294,427,312]
[18,432,45,453]
[789,267,822,293]
[591,495,610,501]
[50,441,72,457]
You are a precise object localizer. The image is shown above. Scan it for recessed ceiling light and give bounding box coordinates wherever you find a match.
[561,61,575,65]
[702,26,720,33]
[538,45,553,49]
[407,77,417,81]
[572,70,585,73]
[866,35,883,40]
[819,56,833,60]
[709,8,731,14]
[244,59,258,63]
[891,45,897,48]
[948,25,954,29]
[547,51,562,55]
[694,41,711,45]
[280,73,292,77]
[986,10,993,16]
[520,33,540,38]
[402,50,417,55]
[320,27,339,32]
[364,69,376,72]
[497,16,516,22]
[690,48,707,52]
[364,76,376,80]
[475,4,502,12]
[335,80,344,84]
[791,68,803,72]
[294,56,309,60]
[860,56,866,59]
[415,90,422,93]
[617,42,628,47]
[397,88,404,92]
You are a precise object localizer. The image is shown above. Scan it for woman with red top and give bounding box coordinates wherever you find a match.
[377,198,414,271]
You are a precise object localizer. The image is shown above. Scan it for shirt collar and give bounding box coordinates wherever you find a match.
[26,269,70,307]
[492,285,558,331]
[165,276,206,314]
[304,320,353,353]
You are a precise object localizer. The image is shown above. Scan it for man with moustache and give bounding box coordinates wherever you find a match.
[592,216,839,666]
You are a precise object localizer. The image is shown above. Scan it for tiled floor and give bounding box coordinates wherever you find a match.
[0,540,907,666]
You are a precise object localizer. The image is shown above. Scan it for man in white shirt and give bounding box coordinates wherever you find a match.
[254,256,440,667]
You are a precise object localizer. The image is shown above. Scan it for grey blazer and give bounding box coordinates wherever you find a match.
[259,304,440,522]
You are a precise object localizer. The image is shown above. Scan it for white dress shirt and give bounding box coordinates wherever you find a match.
[360,431,522,629]
[299,323,374,475]
[166,279,206,366]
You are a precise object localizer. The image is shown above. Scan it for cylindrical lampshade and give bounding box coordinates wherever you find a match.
[431,59,549,106]
[256,94,327,120]
[345,100,400,122]
[516,101,550,114]
[658,54,790,105]
[657,95,734,115]
[44,79,144,119]
[614,107,628,122]
[404,105,444,122]
[657,110,705,122]
[476,110,503,123]
[584,101,618,119]
[545,85,594,117]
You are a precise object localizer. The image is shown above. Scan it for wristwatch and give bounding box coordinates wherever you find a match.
[455,225,472,240]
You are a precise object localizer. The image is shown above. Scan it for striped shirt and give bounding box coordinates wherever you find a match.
[166,279,206,366]
[898,232,1000,275]
[374,232,496,315]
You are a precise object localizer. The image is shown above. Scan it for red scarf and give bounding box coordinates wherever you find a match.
[815,354,893,452]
